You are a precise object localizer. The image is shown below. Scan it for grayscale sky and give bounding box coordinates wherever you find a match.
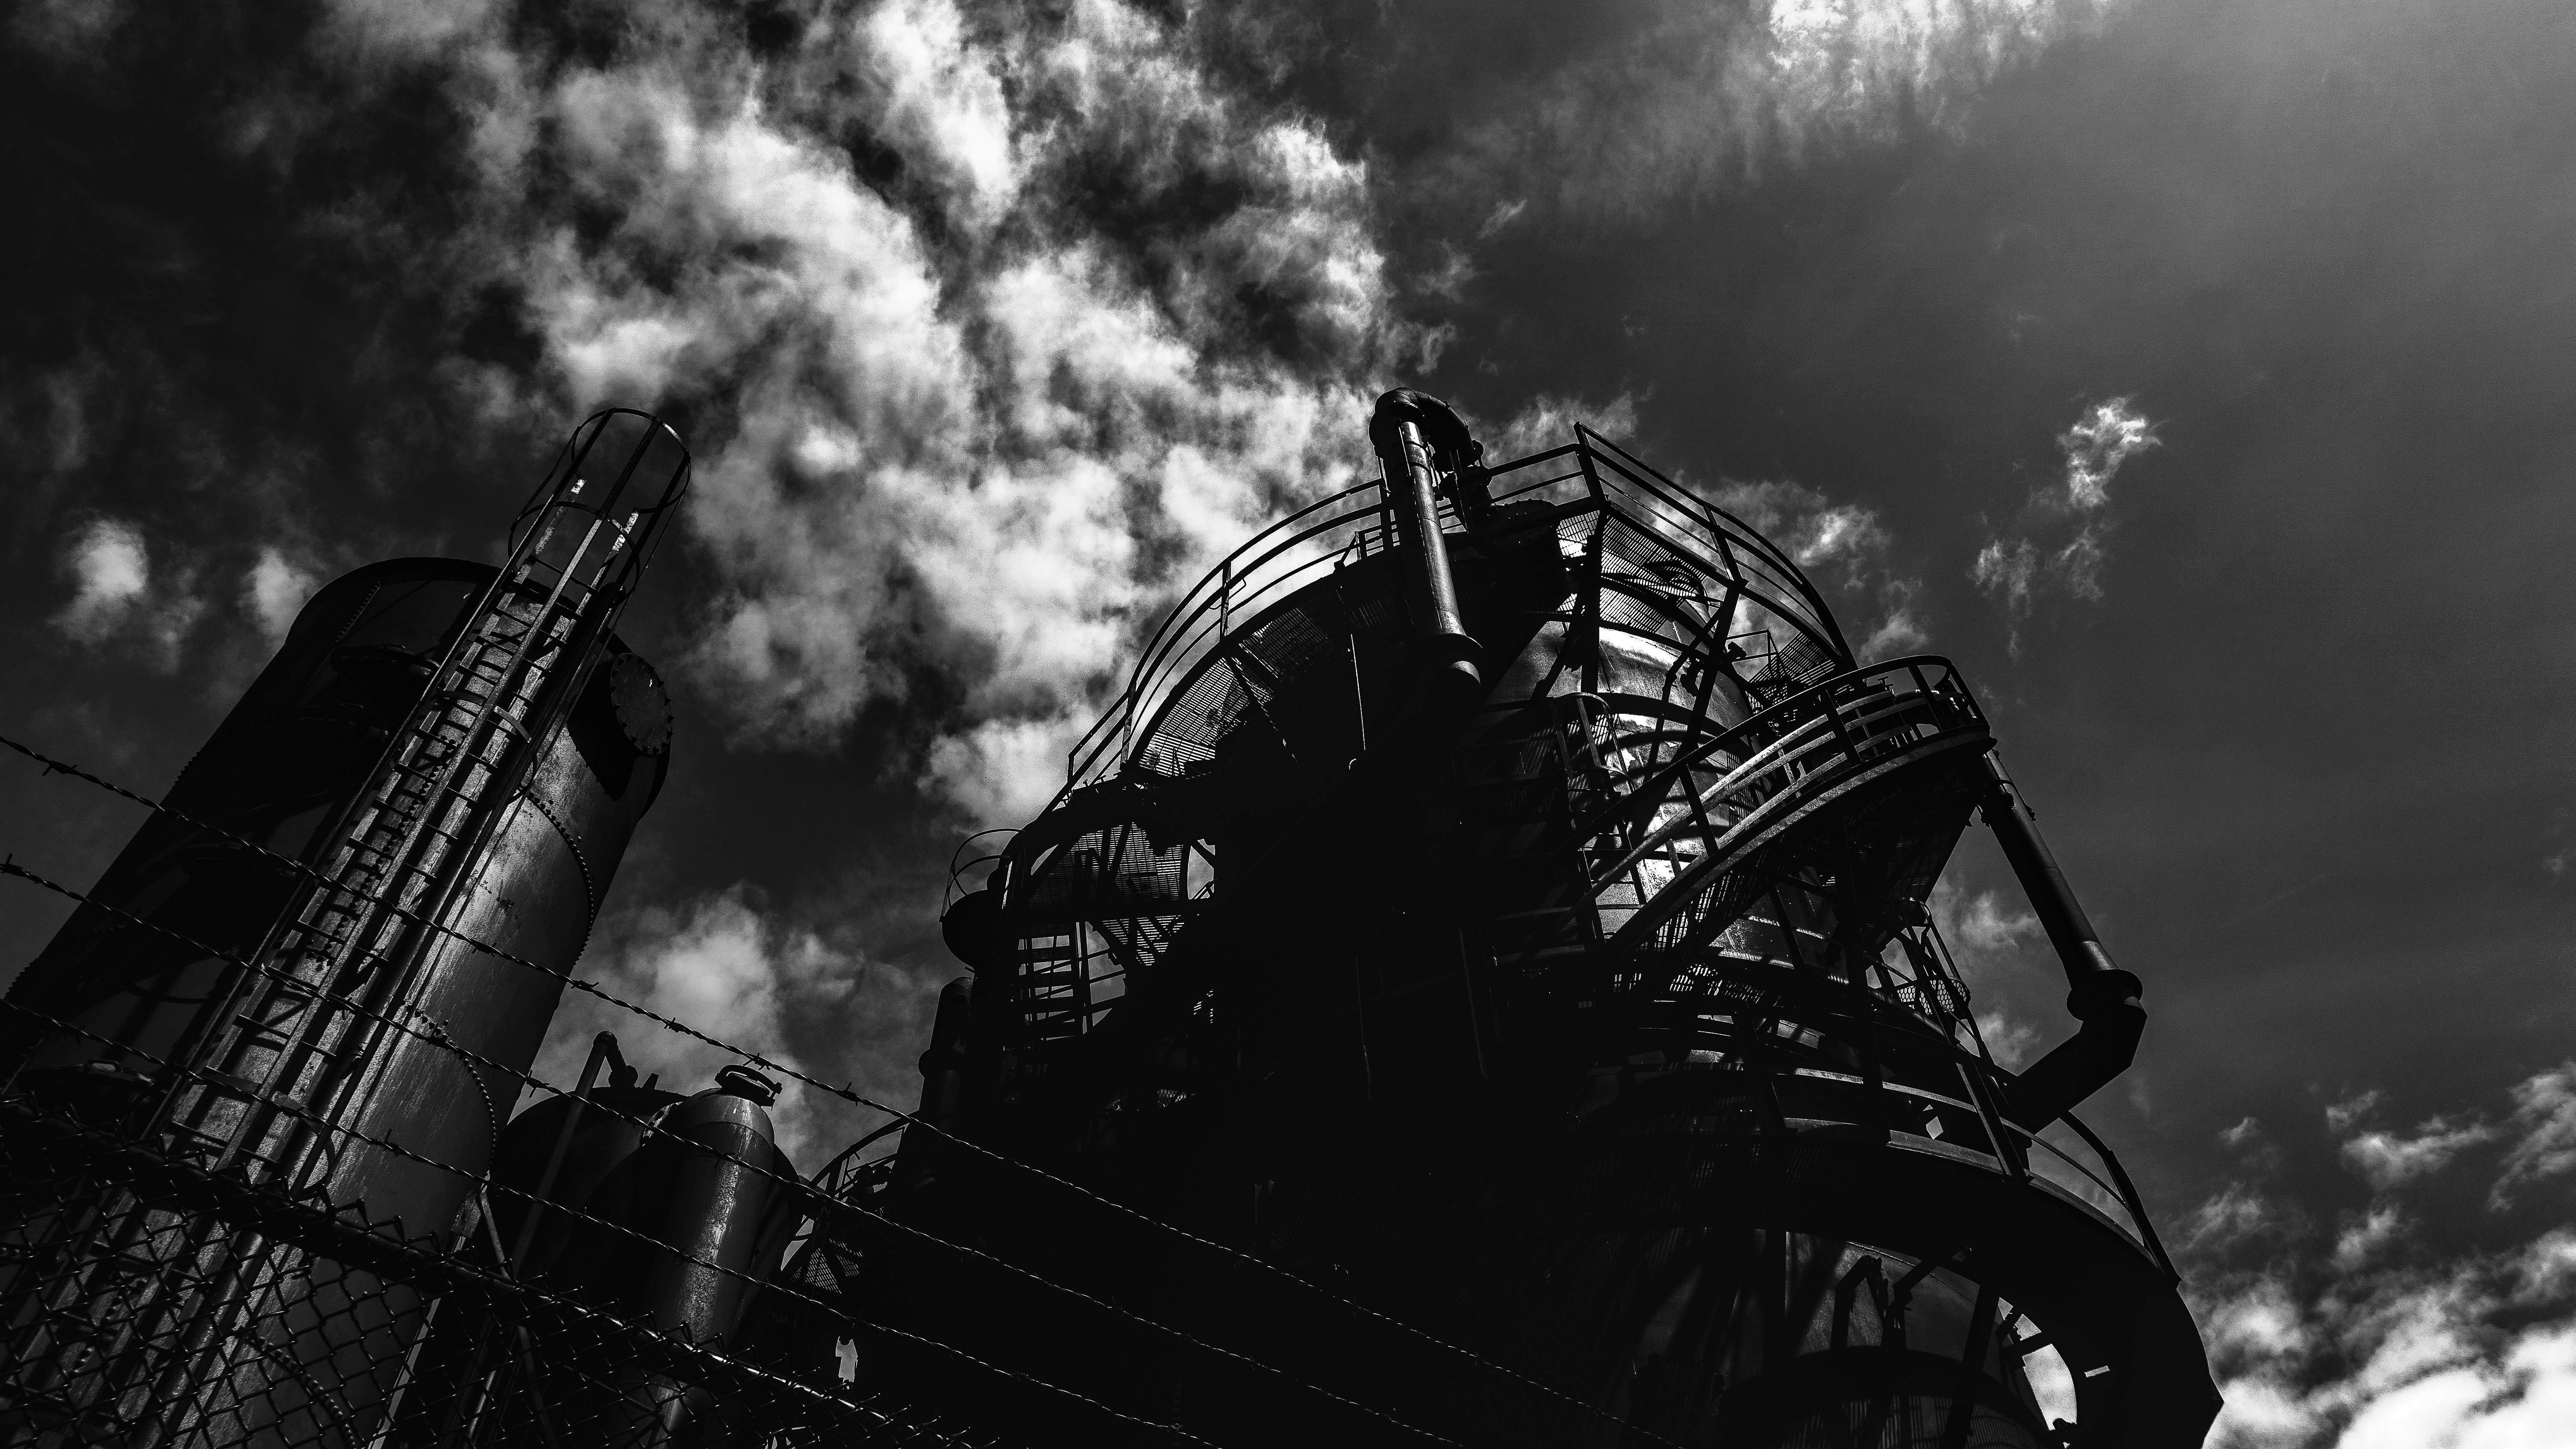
[3,1,2572,1440]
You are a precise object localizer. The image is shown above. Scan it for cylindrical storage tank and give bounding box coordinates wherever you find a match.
[0,556,675,1448]
[420,1066,802,1449]
[4,557,670,1146]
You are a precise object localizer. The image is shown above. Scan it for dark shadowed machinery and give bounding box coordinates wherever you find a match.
[823,391,2221,1448]
[0,395,2216,1449]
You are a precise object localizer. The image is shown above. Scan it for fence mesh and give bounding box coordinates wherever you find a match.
[0,1079,1015,1449]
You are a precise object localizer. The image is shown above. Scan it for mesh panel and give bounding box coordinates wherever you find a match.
[0,1093,1000,1449]
[1013,822,1188,920]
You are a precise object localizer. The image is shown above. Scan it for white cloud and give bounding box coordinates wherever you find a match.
[1929,879,2044,1065]
[2342,1117,2497,1192]
[2327,1089,2386,1136]
[1707,479,1889,570]
[1975,1007,2040,1069]
[2060,397,2160,511]
[851,0,1020,232]
[2205,1272,2316,1364]
[2491,1062,2576,1209]
[1970,535,2038,617]
[2170,1069,2576,1444]
[2192,1182,2296,1252]
[538,885,951,1165]
[54,519,151,642]
[1699,476,1927,658]
[925,713,1090,828]
[1857,577,1929,657]
[305,0,1415,822]
[1433,0,2121,224]
[243,547,320,644]
[10,0,127,56]
[2190,1228,2576,1449]
[316,0,493,60]
[1472,391,1642,465]
[1473,392,1934,663]
[2334,1205,2409,1272]
[1416,243,1478,302]
[2315,1064,2576,1207]
[1947,887,2042,955]
[1973,397,2160,647]
[52,518,200,666]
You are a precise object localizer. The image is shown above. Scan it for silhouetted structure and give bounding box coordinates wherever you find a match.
[0,395,2218,1449]
[841,391,2219,1446]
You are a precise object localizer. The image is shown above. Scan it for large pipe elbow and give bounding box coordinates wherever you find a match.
[1368,388,1476,461]
[2004,991,2147,1131]
[1980,752,2151,1127]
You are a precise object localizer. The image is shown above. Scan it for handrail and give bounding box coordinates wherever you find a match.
[1051,430,1858,805]
[1624,655,1981,809]
[1591,658,1987,951]
[2017,1126,2137,1225]
[1576,425,1847,661]
[1063,478,1386,785]
[1763,1037,2161,1261]
[2046,1108,2178,1278]
[943,828,1020,911]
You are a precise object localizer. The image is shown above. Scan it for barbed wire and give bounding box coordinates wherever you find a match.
[0,996,1210,1449]
[1,728,1682,1449]
[0,857,1463,1448]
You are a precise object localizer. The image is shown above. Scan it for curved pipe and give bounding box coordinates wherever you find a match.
[1981,753,2148,1130]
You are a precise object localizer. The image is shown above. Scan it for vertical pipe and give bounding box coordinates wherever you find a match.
[1368,392,1482,697]
[1978,754,2142,1021]
[1384,419,1480,688]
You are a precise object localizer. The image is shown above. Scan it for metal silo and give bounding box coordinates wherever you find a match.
[392,1036,803,1449]
[1,411,687,1449]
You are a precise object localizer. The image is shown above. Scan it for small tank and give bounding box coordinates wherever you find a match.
[411,1050,805,1449]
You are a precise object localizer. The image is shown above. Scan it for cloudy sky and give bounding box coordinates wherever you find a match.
[3,0,2573,1441]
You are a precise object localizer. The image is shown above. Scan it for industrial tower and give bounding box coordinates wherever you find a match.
[844,391,2220,1446]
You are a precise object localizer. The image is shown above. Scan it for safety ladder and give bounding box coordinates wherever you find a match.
[163,416,682,1188]
[1014,928,1091,1046]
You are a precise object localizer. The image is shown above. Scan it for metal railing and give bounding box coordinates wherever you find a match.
[1731,1029,2172,1275]
[1054,428,1851,803]
[1571,657,1988,953]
